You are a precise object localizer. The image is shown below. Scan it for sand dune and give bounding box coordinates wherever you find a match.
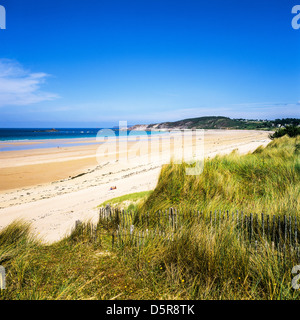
[0,130,272,243]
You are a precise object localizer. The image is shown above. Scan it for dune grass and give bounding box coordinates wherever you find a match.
[99,191,153,211]
[0,135,299,300]
[0,220,143,300]
[111,219,300,299]
[1,218,299,300]
[139,135,300,218]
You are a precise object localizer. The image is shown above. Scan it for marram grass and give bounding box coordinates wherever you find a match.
[0,135,299,300]
[140,135,300,218]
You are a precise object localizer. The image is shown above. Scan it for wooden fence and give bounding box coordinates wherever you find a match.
[74,205,300,261]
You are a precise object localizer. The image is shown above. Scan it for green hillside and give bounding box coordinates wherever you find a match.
[156,116,270,129]
[132,116,300,130]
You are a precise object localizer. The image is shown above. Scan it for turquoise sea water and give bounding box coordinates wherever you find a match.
[0,128,166,151]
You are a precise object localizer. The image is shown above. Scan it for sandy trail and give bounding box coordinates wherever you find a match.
[0,130,272,243]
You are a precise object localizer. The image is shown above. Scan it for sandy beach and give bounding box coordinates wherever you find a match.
[0,129,272,243]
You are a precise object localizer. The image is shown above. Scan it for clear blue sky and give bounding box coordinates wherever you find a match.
[0,0,299,127]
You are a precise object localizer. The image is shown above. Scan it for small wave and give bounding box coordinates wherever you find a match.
[0,139,31,142]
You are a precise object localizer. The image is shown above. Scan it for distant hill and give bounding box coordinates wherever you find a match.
[130,116,300,131]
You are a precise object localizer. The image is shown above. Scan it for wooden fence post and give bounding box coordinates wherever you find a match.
[105,204,111,218]
[121,209,125,228]
[261,213,264,239]
[245,215,248,241]
[169,208,172,229]
[138,231,141,249]
[266,215,270,241]
[130,210,133,224]
[284,215,287,243]
[295,216,298,246]
[278,215,281,245]
[214,210,217,227]
[250,213,253,243]
[112,232,115,249]
[272,215,276,243]
[289,216,292,245]
[94,225,99,243]
[240,211,244,239]
[236,210,239,240]
[158,210,161,230]
[75,220,82,230]
[254,213,258,239]
[130,225,134,236]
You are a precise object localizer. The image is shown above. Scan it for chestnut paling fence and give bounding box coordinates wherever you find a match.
[73,206,300,261]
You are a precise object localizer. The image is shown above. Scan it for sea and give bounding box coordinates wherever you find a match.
[0,128,166,152]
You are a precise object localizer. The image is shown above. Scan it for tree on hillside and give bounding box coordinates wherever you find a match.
[269,125,300,140]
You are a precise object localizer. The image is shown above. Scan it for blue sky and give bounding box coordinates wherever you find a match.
[0,0,299,128]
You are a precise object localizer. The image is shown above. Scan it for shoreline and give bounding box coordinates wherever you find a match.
[0,129,272,243]
[0,131,170,153]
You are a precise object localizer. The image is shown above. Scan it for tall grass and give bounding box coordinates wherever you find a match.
[107,135,300,300]
[140,135,300,218]
[0,135,299,300]
[109,217,300,299]
[0,221,140,300]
